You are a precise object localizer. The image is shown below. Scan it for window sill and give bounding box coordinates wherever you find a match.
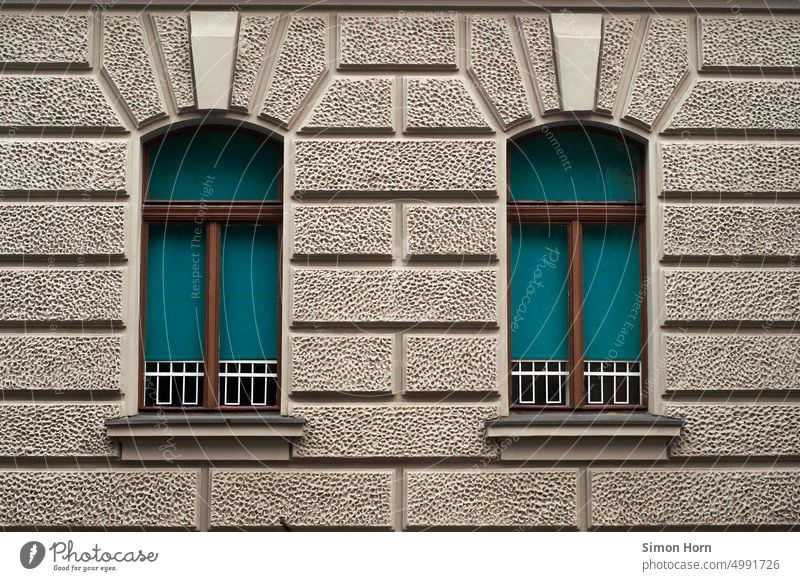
[105,413,305,462]
[485,412,684,461]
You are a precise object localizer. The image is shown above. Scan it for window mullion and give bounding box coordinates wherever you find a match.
[204,221,221,409]
[568,220,584,408]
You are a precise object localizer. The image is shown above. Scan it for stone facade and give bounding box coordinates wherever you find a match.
[0,4,797,533]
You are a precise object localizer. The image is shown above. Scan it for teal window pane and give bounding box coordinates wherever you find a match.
[510,224,569,359]
[509,130,641,202]
[219,224,280,360]
[147,127,281,201]
[145,224,205,360]
[582,225,641,360]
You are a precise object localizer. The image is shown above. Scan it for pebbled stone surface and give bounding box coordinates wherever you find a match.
[404,335,497,393]
[469,16,532,128]
[210,470,393,529]
[0,141,127,194]
[293,204,393,257]
[292,268,497,324]
[0,269,123,322]
[261,15,327,127]
[0,470,198,528]
[596,17,638,113]
[701,18,800,70]
[405,78,490,132]
[406,470,578,528]
[291,335,393,393]
[624,17,689,128]
[661,142,800,195]
[0,404,121,457]
[664,334,800,392]
[405,204,497,257]
[591,469,800,527]
[103,15,165,126]
[0,76,124,130]
[151,14,195,111]
[667,80,800,133]
[294,139,497,195]
[663,270,800,324]
[293,405,499,458]
[662,204,800,258]
[0,14,89,66]
[0,204,125,256]
[666,404,800,457]
[518,16,561,114]
[230,15,279,111]
[339,15,456,69]
[0,335,121,391]
[303,78,393,132]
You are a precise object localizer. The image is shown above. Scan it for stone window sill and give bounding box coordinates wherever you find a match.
[485,412,685,461]
[105,413,305,462]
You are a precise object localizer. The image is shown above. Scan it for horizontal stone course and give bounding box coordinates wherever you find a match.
[0,269,123,322]
[293,205,393,257]
[662,204,800,258]
[292,405,498,458]
[405,470,578,528]
[0,14,89,66]
[404,335,498,393]
[701,18,800,70]
[404,78,489,132]
[0,204,125,256]
[290,335,393,393]
[294,139,497,195]
[0,404,121,457]
[303,78,393,132]
[405,205,497,257]
[666,404,800,457]
[0,335,121,391]
[663,270,800,323]
[210,470,393,529]
[0,140,127,194]
[0,470,198,528]
[292,268,497,324]
[591,469,800,527]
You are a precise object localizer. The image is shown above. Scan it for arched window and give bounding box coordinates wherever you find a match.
[508,126,645,409]
[140,125,282,410]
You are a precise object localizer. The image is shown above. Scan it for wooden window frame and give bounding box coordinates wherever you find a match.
[138,125,283,412]
[507,127,647,411]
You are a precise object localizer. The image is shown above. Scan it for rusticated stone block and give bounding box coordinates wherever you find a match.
[0,404,121,456]
[230,15,279,111]
[662,204,800,258]
[210,470,393,529]
[664,270,800,324]
[294,139,497,195]
[339,15,456,69]
[596,17,638,113]
[292,405,498,458]
[0,141,127,194]
[0,76,123,130]
[624,17,689,128]
[404,78,490,132]
[664,334,800,391]
[0,204,125,256]
[469,17,532,128]
[293,205,393,257]
[291,335,393,393]
[404,335,497,393]
[0,470,198,528]
[405,470,578,528]
[405,205,497,257]
[0,269,123,322]
[660,143,800,195]
[0,335,121,391]
[292,268,497,324]
[666,404,800,457]
[0,14,89,67]
[667,81,800,133]
[151,14,195,111]
[701,18,800,70]
[591,469,800,527]
[518,16,560,114]
[303,78,393,132]
[102,15,166,127]
[261,15,327,127]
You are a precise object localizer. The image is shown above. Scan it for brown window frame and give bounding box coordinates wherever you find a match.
[507,126,647,411]
[138,125,283,412]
